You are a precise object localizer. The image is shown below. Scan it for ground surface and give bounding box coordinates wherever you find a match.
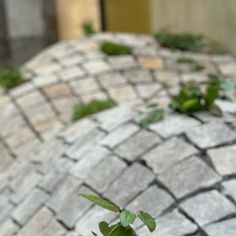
[1,33,236,236]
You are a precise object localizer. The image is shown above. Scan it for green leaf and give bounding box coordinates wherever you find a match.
[109,225,126,236]
[99,221,110,236]
[80,194,120,212]
[139,108,164,127]
[120,210,136,227]
[138,211,156,232]
[92,231,98,236]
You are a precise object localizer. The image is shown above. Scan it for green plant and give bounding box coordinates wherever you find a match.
[72,99,116,121]
[81,194,156,236]
[170,74,233,114]
[0,68,25,90]
[139,108,164,127]
[154,30,225,54]
[82,21,96,35]
[177,57,205,72]
[100,41,131,56]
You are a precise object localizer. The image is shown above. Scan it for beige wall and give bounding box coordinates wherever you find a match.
[151,0,236,54]
[56,0,101,39]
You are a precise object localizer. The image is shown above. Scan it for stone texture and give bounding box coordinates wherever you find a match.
[43,83,71,99]
[124,69,153,83]
[150,114,200,138]
[136,83,161,100]
[158,156,221,198]
[83,60,111,75]
[222,179,236,202]
[108,56,136,70]
[138,57,164,69]
[208,145,236,176]
[186,122,236,149]
[115,130,161,161]
[204,218,236,236]
[97,72,127,88]
[143,137,198,174]
[181,190,236,226]
[104,163,155,206]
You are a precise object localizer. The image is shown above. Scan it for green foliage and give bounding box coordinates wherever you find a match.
[82,21,96,35]
[72,99,116,121]
[0,68,25,90]
[177,57,205,72]
[81,194,157,236]
[154,30,225,54]
[100,41,131,56]
[170,74,234,114]
[139,108,164,127]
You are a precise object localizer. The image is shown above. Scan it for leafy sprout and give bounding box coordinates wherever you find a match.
[82,21,96,36]
[100,41,131,56]
[80,194,157,236]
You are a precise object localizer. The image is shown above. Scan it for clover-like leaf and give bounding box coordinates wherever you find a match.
[138,211,156,232]
[109,224,126,236]
[120,210,136,227]
[99,221,110,236]
[80,194,120,212]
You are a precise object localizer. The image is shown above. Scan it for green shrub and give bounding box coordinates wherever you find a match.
[0,68,25,90]
[81,194,156,236]
[177,57,205,72]
[82,21,96,36]
[100,41,131,56]
[139,108,164,127]
[170,74,233,114]
[154,30,225,54]
[72,99,116,121]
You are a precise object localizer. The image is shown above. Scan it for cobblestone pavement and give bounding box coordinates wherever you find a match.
[1,33,236,235]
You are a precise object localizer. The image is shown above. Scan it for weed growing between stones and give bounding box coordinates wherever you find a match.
[72,99,116,121]
[177,57,205,72]
[170,74,234,114]
[81,194,156,236]
[0,68,25,90]
[139,108,164,127]
[82,21,96,36]
[101,41,131,56]
[154,29,225,54]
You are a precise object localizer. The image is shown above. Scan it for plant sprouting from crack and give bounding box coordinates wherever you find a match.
[80,194,157,236]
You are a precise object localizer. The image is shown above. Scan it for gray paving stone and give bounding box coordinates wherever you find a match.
[181,190,236,226]
[17,207,66,236]
[60,54,84,67]
[150,114,200,138]
[136,83,162,100]
[143,137,198,174]
[0,143,13,173]
[115,130,161,161]
[222,179,236,202]
[219,62,236,76]
[10,82,35,98]
[86,155,127,193]
[124,69,153,83]
[70,146,110,179]
[154,70,180,85]
[127,185,174,219]
[33,74,58,87]
[47,175,82,213]
[158,156,221,199]
[0,190,14,224]
[10,170,42,204]
[83,60,111,75]
[108,56,137,70]
[204,218,236,236]
[12,189,49,225]
[104,163,154,206]
[137,209,197,236]
[186,122,236,149]
[59,66,85,82]
[96,105,137,131]
[208,145,236,176]
[101,123,139,148]
[0,219,19,236]
[97,72,127,88]
[57,186,93,229]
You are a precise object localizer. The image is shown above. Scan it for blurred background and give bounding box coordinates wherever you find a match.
[1,0,236,67]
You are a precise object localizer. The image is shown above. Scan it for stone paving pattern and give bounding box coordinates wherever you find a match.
[1,33,236,235]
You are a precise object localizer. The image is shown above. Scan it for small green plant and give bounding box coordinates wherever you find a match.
[177,57,205,72]
[82,21,96,36]
[154,29,225,54]
[139,108,164,127]
[100,41,131,56]
[170,74,233,114]
[81,194,156,236]
[72,99,116,121]
[0,68,25,90]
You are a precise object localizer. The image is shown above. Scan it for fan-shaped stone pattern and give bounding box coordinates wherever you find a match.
[0,104,236,236]
[0,32,236,172]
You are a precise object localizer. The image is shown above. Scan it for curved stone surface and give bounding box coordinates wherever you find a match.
[0,33,236,235]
